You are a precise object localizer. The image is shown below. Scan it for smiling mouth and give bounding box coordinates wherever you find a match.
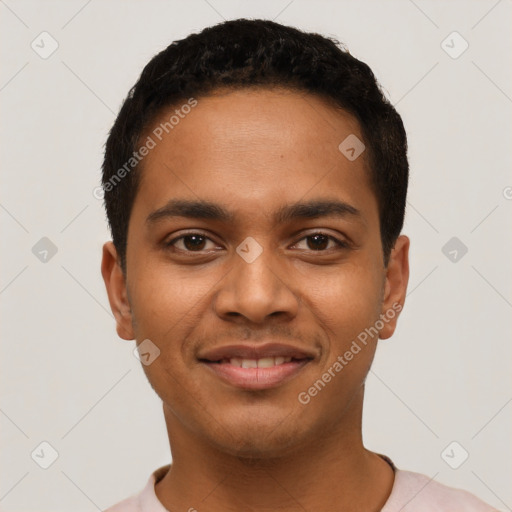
[204,356,305,367]
[199,356,313,390]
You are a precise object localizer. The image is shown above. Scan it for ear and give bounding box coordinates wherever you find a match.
[101,241,135,340]
[379,235,410,340]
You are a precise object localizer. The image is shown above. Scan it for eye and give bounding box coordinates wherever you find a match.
[164,231,349,254]
[165,232,218,252]
[292,232,348,251]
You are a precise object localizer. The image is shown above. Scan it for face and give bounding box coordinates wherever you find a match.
[102,87,409,458]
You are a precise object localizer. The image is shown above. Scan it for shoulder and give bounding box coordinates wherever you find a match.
[102,464,170,512]
[382,469,499,512]
[103,494,140,512]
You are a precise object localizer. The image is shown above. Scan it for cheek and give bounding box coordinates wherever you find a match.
[302,260,384,342]
[126,272,206,397]
[128,261,216,335]
[128,267,207,406]
[297,267,382,417]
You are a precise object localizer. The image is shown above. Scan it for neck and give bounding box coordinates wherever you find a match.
[155,389,394,512]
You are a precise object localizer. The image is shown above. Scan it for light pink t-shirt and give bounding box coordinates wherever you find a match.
[103,459,498,512]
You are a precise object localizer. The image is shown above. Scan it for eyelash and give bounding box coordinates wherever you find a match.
[164,231,349,253]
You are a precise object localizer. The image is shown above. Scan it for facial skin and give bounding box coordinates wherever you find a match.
[102,87,409,511]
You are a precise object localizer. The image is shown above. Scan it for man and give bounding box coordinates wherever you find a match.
[100,18,497,511]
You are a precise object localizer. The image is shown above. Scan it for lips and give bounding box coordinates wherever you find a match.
[198,343,316,390]
[198,342,316,362]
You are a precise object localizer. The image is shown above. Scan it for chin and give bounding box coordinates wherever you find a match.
[206,413,309,460]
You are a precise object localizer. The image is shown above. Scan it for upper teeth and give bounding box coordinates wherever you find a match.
[227,356,292,368]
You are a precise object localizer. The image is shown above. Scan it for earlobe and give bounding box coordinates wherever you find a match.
[101,241,135,340]
[379,235,410,340]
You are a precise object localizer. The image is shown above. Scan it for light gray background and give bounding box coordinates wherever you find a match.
[1,1,511,510]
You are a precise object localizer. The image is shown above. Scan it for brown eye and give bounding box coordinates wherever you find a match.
[166,233,216,252]
[182,235,207,251]
[294,233,348,251]
[306,234,329,251]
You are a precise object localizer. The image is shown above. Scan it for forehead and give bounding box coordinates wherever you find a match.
[132,87,376,228]
[143,87,364,167]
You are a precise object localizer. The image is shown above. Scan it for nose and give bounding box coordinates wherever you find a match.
[213,242,299,324]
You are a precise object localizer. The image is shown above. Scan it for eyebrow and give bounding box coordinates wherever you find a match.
[146,198,362,226]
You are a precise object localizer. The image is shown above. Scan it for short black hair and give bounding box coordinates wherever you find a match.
[102,18,408,272]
